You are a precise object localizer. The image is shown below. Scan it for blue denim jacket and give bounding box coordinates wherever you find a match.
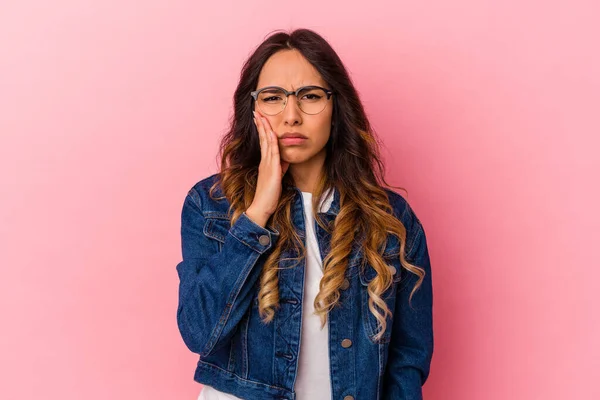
[176,173,434,400]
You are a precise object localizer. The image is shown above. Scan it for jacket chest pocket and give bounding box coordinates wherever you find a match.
[202,214,231,253]
[357,247,402,344]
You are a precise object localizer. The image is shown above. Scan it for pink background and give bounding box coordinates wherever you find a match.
[1,1,598,399]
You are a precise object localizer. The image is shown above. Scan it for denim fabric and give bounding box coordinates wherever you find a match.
[176,173,434,400]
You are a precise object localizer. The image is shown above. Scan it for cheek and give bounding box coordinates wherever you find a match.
[317,118,332,141]
[312,113,332,133]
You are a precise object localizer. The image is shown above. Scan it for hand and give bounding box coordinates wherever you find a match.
[245,110,290,227]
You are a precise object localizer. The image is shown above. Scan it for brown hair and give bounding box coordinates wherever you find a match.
[209,28,425,342]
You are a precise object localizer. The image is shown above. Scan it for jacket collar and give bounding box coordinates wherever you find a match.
[289,185,340,216]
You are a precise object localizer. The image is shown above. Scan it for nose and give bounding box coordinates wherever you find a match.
[282,94,302,126]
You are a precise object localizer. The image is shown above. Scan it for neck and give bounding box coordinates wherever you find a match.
[288,148,326,194]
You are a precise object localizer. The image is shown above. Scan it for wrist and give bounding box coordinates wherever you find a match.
[245,206,270,228]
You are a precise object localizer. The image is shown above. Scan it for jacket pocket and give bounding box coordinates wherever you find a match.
[358,247,401,344]
[202,214,231,252]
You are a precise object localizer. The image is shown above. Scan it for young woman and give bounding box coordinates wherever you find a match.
[176,28,434,400]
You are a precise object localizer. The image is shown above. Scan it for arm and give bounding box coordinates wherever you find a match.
[176,187,279,358]
[382,206,434,400]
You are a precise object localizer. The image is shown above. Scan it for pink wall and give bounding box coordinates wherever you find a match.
[1,1,598,399]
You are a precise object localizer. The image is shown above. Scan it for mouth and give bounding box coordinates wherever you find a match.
[279,137,308,146]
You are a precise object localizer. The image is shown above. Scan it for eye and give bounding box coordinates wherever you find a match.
[302,93,322,100]
[263,96,283,102]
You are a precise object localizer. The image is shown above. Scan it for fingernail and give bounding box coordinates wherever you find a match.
[252,111,256,117]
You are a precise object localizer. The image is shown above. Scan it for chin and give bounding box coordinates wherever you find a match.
[280,149,310,163]
[282,145,326,164]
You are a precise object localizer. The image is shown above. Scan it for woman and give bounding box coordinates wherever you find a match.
[176,28,434,400]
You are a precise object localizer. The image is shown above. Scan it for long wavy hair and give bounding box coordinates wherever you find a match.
[208,28,425,342]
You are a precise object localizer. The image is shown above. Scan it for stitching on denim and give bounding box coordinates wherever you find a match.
[203,301,233,356]
[241,211,280,238]
[196,359,291,392]
[188,187,202,209]
[203,219,226,244]
[362,285,375,342]
[200,233,257,355]
[230,215,264,251]
[206,213,279,250]
[406,221,424,262]
[230,231,263,254]
[203,252,257,356]
[401,202,424,260]
[202,211,230,219]
[242,311,249,379]
[274,273,301,353]
[204,241,262,356]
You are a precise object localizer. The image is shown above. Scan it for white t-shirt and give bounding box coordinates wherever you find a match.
[197,189,334,400]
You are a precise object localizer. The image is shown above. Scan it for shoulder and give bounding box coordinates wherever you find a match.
[383,187,425,255]
[382,188,421,224]
[189,172,221,195]
[186,173,229,214]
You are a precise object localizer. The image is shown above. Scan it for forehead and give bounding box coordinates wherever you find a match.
[256,49,327,90]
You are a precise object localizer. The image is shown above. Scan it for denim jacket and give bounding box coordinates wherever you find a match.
[176,173,434,400]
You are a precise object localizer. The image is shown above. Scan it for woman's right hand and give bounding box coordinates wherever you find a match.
[245,110,290,227]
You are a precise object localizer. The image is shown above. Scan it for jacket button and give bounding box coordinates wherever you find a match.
[388,265,397,275]
[340,278,350,290]
[258,235,270,246]
[343,396,354,400]
[341,338,352,348]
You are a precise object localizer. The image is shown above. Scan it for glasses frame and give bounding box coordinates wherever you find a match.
[250,85,334,116]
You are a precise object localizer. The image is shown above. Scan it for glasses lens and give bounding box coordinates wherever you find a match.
[256,88,286,115]
[297,87,328,114]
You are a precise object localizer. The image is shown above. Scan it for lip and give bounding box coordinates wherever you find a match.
[279,132,308,146]
[280,137,307,145]
[281,132,308,139]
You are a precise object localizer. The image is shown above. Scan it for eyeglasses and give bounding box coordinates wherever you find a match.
[250,85,334,116]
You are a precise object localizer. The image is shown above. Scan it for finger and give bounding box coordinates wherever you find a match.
[270,130,281,161]
[254,112,267,161]
[259,117,272,164]
[261,114,275,139]
[253,116,264,160]
[260,116,279,161]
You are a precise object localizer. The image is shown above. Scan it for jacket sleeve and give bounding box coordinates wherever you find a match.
[382,204,434,400]
[175,187,280,358]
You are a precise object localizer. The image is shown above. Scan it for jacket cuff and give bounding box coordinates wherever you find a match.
[228,211,280,254]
